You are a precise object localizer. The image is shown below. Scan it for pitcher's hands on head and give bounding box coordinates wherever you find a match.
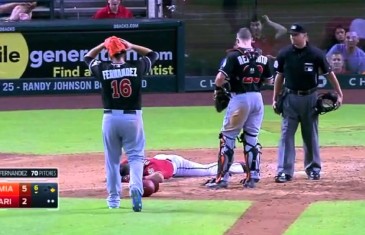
[119,38,133,50]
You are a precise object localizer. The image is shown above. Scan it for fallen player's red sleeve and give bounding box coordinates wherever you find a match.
[144,159,174,179]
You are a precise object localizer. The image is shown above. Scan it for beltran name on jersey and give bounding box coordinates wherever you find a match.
[237,55,268,65]
[102,68,137,80]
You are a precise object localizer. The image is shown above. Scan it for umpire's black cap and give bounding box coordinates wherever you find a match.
[289,24,307,34]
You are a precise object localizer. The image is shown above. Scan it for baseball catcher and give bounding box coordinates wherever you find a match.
[206,27,273,190]
[314,92,339,115]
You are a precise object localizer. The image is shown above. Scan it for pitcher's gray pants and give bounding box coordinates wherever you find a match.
[102,110,144,208]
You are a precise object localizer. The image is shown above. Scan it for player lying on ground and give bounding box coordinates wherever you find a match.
[120,154,246,182]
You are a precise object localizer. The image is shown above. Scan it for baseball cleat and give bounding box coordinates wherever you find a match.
[274,173,292,183]
[202,178,216,186]
[242,179,256,188]
[131,188,142,212]
[307,171,320,180]
[250,171,260,183]
[206,180,228,189]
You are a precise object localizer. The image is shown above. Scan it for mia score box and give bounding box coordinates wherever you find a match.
[0,168,59,209]
[0,182,58,209]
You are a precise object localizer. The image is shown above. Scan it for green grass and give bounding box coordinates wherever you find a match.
[0,109,103,154]
[285,201,365,235]
[0,106,364,234]
[1,105,365,154]
[0,198,251,235]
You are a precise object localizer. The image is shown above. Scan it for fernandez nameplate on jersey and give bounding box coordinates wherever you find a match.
[31,183,58,208]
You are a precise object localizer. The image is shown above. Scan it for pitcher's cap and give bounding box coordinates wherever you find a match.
[104,36,127,57]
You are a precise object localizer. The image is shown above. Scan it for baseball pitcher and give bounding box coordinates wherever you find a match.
[84,36,158,212]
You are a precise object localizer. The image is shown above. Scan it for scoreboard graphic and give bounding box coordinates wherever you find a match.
[0,168,59,209]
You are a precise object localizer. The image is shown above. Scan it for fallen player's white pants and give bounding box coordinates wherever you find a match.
[153,154,244,177]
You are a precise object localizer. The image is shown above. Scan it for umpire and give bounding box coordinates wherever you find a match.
[272,23,343,183]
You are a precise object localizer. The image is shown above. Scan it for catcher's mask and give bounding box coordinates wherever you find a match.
[314,92,339,115]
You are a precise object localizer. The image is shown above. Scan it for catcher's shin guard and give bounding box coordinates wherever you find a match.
[215,133,234,182]
[238,132,262,185]
[245,143,262,179]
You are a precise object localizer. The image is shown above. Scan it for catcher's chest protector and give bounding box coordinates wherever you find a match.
[239,50,265,92]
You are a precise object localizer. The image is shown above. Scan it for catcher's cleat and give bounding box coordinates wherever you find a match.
[250,171,260,183]
[206,180,228,189]
[242,178,256,188]
[239,170,260,185]
[202,178,216,186]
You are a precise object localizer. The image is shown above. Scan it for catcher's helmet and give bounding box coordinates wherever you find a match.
[314,92,339,115]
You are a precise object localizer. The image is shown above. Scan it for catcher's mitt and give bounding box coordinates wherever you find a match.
[214,87,230,113]
[314,92,339,115]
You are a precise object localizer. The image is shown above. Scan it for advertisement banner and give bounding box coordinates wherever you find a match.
[0,76,176,96]
[318,74,365,89]
[1,30,176,79]
[0,20,183,95]
[184,76,216,91]
[185,75,365,92]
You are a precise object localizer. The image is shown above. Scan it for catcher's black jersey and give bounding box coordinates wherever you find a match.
[84,52,157,110]
[219,48,272,93]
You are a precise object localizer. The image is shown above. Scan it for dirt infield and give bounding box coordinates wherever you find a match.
[1,90,365,235]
